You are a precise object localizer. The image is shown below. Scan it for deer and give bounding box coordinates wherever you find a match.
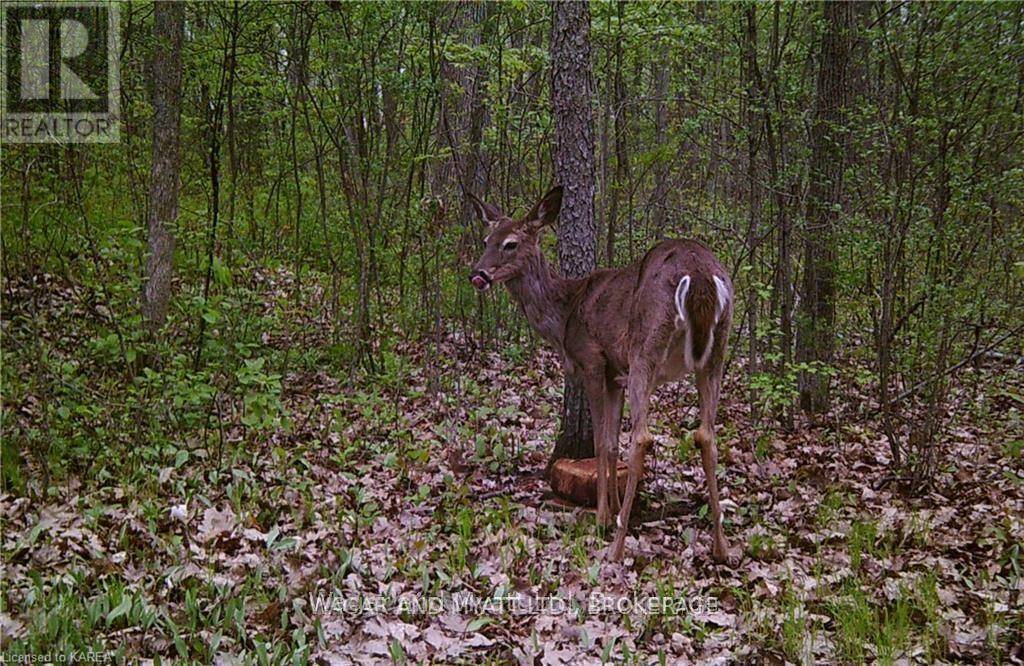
[467,185,735,563]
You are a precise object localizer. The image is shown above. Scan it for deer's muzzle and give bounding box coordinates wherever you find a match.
[469,270,492,291]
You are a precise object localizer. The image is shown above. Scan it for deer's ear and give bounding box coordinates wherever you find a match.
[526,185,563,230]
[468,193,503,227]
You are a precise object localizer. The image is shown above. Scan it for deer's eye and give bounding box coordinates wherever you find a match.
[502,240,519,252]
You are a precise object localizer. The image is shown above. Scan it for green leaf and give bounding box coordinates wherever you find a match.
[466,616,491,632]
[212,255,232,286]
[107,594,132,624]
[998,390,1024,406]
[602,635,617,663]
[22,520,47,549]
[271,537,297,552]
[389,638,406,663]
[174,632,188,659]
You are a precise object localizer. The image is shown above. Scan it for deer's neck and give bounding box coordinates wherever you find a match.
[505,250,577,351]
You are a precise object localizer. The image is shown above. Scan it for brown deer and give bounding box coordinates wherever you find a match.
[468,186,735,563]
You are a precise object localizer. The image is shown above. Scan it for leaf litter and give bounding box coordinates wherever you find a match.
[2,268,1022,662]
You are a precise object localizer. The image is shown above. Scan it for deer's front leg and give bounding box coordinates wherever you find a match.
[581,374,613,527]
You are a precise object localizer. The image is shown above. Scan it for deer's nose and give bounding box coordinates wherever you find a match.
[469,270,492,291]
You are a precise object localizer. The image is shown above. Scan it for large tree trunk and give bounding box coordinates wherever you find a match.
[458,1,495,231]
[795,0,856,414]
[141,1,184,329]
[549,0,597,466]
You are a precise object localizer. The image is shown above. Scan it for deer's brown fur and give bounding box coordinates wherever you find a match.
[469,186,733,563]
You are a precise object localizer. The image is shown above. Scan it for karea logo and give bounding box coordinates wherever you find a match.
[1,1,120,143]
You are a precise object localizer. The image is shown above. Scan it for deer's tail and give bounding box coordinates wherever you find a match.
[674,274,730,369]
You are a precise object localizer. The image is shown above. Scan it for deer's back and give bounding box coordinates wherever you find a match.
[565,239,731,377]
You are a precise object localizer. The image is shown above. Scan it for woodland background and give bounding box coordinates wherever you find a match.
[2,1,1023,662]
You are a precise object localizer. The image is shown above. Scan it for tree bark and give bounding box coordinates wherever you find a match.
[742,5,763,421]
[549,0,597,466]
[765,2,795,430]
[650,36,670,235]
[796,0,856,414]
[458,1,495,231]
[141,1,184,329]
[605,0,628,265]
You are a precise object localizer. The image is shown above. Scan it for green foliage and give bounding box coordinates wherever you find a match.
[1,1,1021,661]
[749,358,836,414]
[237,357,286,431]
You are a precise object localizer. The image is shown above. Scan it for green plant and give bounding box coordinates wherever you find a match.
[236,357,287,430]
[848,519,878,570]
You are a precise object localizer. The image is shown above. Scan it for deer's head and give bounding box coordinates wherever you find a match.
[467,186,563,291]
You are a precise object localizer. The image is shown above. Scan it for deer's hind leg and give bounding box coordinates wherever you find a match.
[695,364,730,563]
[604,383,624,517]
[581,372,613,527]
[610,365,654,562]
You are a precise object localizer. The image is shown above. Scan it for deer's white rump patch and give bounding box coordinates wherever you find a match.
[674,274,731,370]
[713,275,730,320]
[673,275,700,369]
[673,275,691,326]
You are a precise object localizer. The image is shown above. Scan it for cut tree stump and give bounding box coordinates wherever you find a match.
[549,457,629,507]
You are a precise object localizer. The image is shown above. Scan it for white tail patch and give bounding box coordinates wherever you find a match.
[674,274,730,370]
[674,276,695,369]
[692,276,730,368]
[713,275,730,322]
[674,275,691,326]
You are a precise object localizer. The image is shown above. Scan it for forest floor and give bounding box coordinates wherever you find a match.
[2,267,1023,663]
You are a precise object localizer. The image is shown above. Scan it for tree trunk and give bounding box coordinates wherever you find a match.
[765,2,795,430]
[141,1,184,329]
[796,0,856,414]
[549,0,597,466]
[605,1,627,265]
[650,36,670,235]
[225,1,240,259]
[742,5,763,421]
[459,1,495,232]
